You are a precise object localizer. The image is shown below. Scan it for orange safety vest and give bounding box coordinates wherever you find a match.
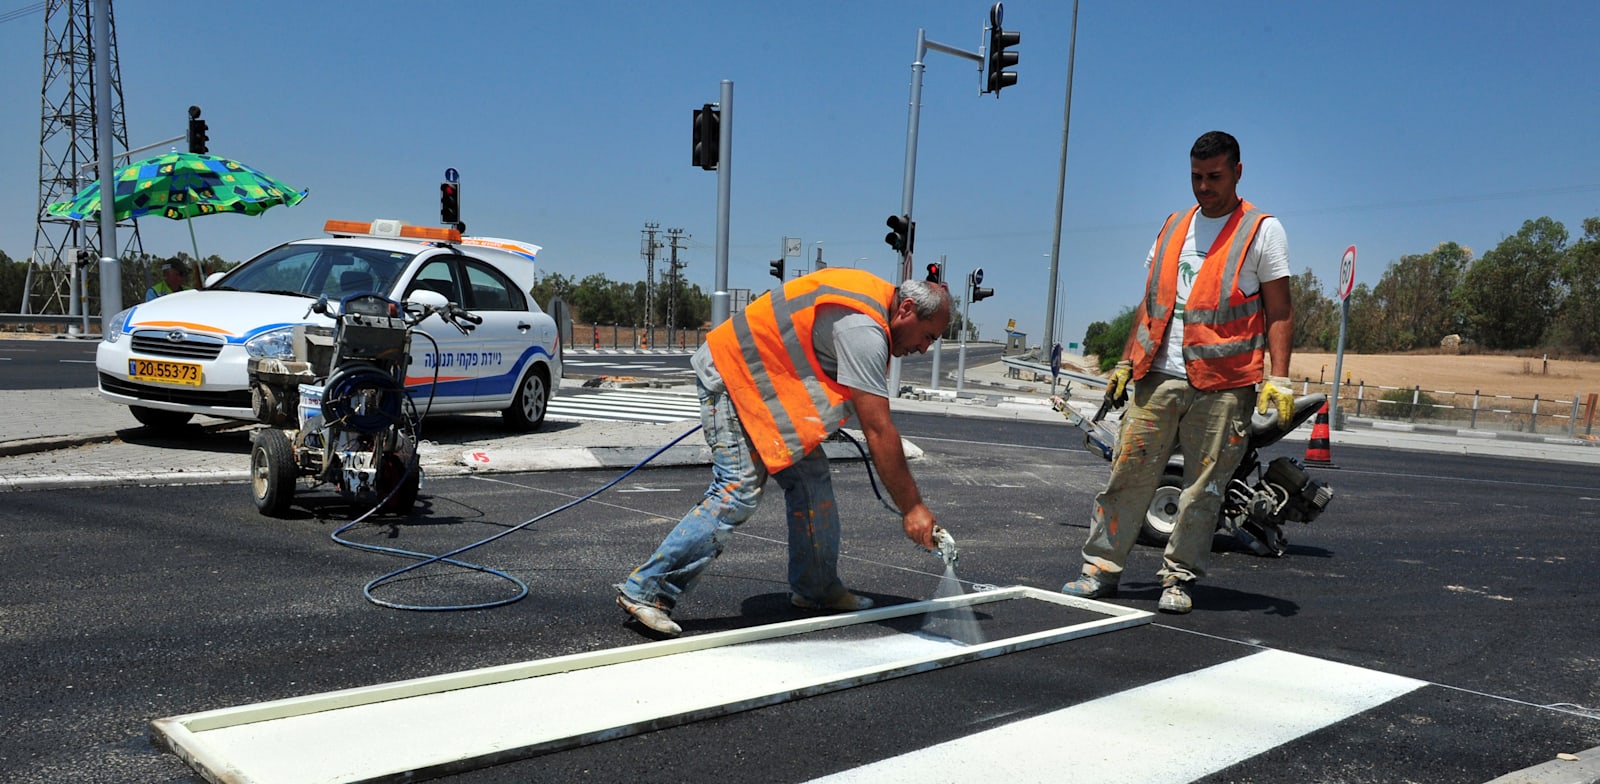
[1124,199,1271,391]
[708,268,896,472]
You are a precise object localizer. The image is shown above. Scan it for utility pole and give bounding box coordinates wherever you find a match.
[665,227,688,349]
[640,223,662,344]
[1043,0,1080,356]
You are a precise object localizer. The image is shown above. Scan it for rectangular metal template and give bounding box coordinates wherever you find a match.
[152,587,1150,784]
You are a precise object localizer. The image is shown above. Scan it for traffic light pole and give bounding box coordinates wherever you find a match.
[956,275,972,395]
[711,80,734,327]
[887,29,983,398]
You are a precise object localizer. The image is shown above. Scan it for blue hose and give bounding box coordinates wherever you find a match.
[332,424,705,611]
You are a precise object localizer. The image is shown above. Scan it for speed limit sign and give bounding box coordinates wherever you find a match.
[1337,245,1357,302]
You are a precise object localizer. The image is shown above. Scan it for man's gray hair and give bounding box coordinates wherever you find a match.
[896,278,952,319]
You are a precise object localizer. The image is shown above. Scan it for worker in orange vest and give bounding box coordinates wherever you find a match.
[1061,131,1296,614]
[617,269,951,637]
[145,258,193,301]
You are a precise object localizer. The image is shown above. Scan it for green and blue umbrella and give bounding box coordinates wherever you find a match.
[47,151,308,260]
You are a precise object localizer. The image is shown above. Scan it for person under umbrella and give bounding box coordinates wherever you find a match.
[146,258,193,301]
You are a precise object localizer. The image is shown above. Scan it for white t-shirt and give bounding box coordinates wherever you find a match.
[1149,212,1290,377]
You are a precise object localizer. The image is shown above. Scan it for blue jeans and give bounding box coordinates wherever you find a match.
[619,380,847,611]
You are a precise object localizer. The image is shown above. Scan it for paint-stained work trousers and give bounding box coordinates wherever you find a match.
[1080,371,1252,584]
[620,378,848,612]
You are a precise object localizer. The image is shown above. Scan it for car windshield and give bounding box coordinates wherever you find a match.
[217,243,415,299]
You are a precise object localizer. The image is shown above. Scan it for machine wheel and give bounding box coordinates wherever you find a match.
[502,367,549,432]
[378,453,420,515]
[130,406,194,431]
[250,429,297,517]
[1137,469,1185,546]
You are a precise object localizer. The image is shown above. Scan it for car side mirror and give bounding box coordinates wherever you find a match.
[405,288,449,310]
[203,271,225,288]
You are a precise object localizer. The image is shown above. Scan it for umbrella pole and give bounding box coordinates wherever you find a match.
[185,215,203,288]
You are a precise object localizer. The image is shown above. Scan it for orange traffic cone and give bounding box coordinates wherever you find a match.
[1303,401,1338,468]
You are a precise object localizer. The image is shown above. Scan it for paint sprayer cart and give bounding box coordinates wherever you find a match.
[245,290,479,517]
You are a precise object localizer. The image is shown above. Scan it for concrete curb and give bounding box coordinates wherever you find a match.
[1481,745,1600,784]
[1340,418,1599,448]
[0,432,909,493]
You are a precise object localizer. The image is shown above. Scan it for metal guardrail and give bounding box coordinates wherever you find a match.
[0,312,95,327]
[999,356,1107,389]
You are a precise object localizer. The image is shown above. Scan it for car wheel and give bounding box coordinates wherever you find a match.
[251,429,297,517]
[130,406,194,431]
[1138,469,1185,546]
[502,367,549,432]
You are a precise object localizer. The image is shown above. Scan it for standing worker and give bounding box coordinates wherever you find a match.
[145,258,193,301]
[617,268,951,637]
[1060,130,1295,614]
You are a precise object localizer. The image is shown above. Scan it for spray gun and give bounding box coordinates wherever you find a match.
[1052,396,1117,462]
[930,525,959,568]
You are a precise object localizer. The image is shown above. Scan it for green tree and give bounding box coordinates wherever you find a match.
[1342,282,1382,353]
[1457,217,1567,349]
[1547,216,1600,354]
[530,272,576,311]
[1369,242,1471,351]
[1289,268,1338,351]
[0,249,22,312]
[1082,306,1136,371]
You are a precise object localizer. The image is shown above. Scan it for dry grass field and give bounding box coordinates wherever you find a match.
[1289,351,1598,400]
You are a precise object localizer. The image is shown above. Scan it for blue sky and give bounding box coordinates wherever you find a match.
[3,1,1598,346]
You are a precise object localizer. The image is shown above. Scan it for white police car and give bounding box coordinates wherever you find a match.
[96,219,562,432]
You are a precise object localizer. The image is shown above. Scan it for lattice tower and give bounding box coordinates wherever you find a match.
[27,0,141,315]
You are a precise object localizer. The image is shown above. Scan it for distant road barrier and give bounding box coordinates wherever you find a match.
[1297,379,1595,438]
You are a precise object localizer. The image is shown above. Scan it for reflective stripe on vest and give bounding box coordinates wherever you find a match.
[708,268,895,471]
[1125,199,1270,391]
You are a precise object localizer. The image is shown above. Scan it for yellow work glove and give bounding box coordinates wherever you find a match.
[1103,360,1132,409]
[1256,375,1294,428]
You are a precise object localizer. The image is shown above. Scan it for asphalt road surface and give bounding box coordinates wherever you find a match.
[0,337,98,389]
[2,412,1596,783]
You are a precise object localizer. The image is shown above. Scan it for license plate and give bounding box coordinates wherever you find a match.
[128,358,203,386]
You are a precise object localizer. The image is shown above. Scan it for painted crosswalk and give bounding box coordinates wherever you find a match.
[150,589,1443,784]
[546,389,701,424]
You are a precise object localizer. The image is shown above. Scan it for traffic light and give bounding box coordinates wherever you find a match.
[186,105,209,155]
[884,214,914,254]
[440,182,460,224]
[969,267,994,301]
[692,104,720,171]
[986,3,1020,95]
[925,262,943,285]
[769,258,784,280]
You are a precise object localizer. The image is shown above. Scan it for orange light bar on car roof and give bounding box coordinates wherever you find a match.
[322,219,462,243]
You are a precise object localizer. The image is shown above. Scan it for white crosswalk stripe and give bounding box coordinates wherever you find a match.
[806,649,1425,783]
[547,389,701,424]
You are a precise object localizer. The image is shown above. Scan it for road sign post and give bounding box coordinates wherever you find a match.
[1331,245,1356,430]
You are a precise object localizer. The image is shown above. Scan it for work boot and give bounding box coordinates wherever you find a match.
[1157,576,1193,614]
[790,590,874,612]
[616,593,682,637]
[1060,566,1118,598]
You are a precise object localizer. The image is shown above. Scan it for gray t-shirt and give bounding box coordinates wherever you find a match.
[693,303,890,398]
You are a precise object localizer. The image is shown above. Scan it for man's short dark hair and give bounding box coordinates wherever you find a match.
[161,258,186,274]
[1190,131,1240,166]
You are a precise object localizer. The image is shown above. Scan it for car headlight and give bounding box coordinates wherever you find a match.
[102,308,132,343]
[245,327,297,359]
